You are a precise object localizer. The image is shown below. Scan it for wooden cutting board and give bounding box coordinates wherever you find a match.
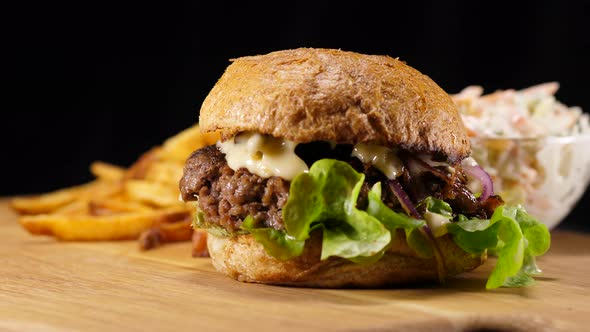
[1,198,589,332]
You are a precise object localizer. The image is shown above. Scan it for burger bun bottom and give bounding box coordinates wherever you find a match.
[207,230,485,288]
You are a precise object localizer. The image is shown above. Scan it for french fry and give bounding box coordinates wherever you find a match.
[159,219,193,241]
[88,197,154,216]
[52,199,91,216]
[143,160,184,186]
[125,148,161,180]
[19,207,190,241]
[160,124,219,163]
[192,229,209,257]
[12,123,212,255]
[14,180,122,216]
[90,161,126,182]
[10,182,98,215]
[138,218,193,250]
[124,180,184,208]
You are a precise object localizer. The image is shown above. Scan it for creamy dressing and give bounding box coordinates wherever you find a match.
[218,135,407,181]
[419,154,450,168]
[461,157,483,194]
[424,211,450,237]
[217,132,308,181]
[351,143,404,179]
[461,157,479,167]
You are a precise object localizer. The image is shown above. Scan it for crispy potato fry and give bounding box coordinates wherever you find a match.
[138,218,193,250]
[125,148,161,180]
[124,180,183,208]
[12,123,214,254]
[143,160,184,186]
[159,219,193,241]
[11,182,98,215]
[89,197,154,215]
[19,207,190,241]
[160,124,219,163]
[47,182,127,216]
[192,229,209,257]
[90,161,126,182]
[52,199,91,216]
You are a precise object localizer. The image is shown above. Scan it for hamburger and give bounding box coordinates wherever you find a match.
[180,48,550,289]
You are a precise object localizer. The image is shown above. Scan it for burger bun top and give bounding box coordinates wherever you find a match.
[199,48,470,162]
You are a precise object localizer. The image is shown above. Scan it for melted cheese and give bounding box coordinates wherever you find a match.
[217,132,308,180]
[351,143,404,179]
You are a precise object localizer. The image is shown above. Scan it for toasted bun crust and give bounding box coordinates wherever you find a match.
[200,48,470,161]
[207,231,485,288]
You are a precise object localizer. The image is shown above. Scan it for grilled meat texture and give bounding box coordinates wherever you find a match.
[180,145,289,233]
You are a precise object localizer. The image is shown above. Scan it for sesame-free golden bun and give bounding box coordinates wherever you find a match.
[207,231,485,288]
[199,48,470,162]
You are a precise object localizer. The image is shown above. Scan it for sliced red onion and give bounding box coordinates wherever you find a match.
[462,164,494,202]
[387,179,422,219]
[386,178,446,284]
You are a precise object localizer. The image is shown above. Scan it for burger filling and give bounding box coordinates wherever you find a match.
[180,145,290,233]
[180,132,551,289]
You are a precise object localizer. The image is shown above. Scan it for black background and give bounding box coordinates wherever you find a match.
[3,1,589,231]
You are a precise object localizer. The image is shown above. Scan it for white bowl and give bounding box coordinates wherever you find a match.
[470,135,590,230]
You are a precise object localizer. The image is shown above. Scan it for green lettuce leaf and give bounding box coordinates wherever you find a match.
[419,196,454,237]
[240,216,305,260]
[366,182,425,230]
[446,215,499,254]
[421,196,453,217]
[502,270,536,287]
[231,157,550,290]
[194,208,247,237]
[366,182,431,257]
[447,204,550,289]
[320,209,390,263]
[283,159,391,261]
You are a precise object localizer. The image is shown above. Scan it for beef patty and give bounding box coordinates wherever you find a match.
[180,145,290,233]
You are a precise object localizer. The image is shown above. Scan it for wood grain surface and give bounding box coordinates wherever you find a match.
[1,198,589,332]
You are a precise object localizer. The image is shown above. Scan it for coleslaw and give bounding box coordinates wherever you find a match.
[453,82,589,138]
[452,83,590,229]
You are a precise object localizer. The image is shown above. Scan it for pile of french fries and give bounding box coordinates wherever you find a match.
[10,124,218,255]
